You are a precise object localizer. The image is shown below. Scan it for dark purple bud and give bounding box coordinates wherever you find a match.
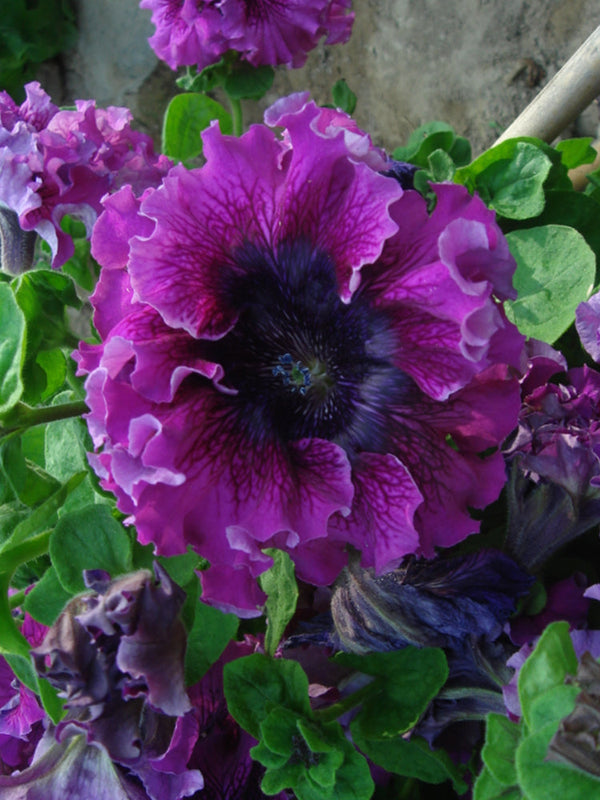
[0,205,36,274]
[331,550,533,653]
[381,159,418,189]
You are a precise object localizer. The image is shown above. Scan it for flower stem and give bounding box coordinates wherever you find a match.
[229,95,243,137]
[9,588,27,610]
[0,400,88,440]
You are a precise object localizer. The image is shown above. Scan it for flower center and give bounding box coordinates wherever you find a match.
[209,240,410,450]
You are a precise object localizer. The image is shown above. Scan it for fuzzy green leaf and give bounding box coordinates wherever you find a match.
[49,504,132,593]
[504,225,595,343]
[224,653,311,740]
[518,621,577,731]
[184,599,238,686]
[259,548,298,656]
[0,283,26,415]
[162,93,232,162]
[482,712,522,787]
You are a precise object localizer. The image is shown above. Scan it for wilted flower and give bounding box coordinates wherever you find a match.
[330,549,533,746]
[547,651,600,777]
[0,564,203,799]
[76,94,523,615]
[504,364,600,570]
[0,81,170,269]
[331,549,533,654]
[140,0,354,71]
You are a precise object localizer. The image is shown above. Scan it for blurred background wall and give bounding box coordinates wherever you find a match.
[38,0,600,155]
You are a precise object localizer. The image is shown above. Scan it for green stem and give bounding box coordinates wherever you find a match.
[228,95,243,137]
[0,400,88,440]
[314,680,377,724]
[9,588,27,610]
[398,778,418,800]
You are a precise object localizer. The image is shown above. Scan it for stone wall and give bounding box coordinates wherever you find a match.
[40,0,600,156]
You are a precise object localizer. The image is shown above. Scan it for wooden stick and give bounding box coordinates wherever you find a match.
[495,25,600,144]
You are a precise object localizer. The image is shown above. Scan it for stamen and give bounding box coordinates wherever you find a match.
[272,353,312,395]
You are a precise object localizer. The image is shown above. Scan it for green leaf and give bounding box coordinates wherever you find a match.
[336,647,448,738]
[393,121,459,166]
[330,738,376,800]
[11,269,80,404]
[352,729,468,794]
[37,675,65,724]
[504,225,595,343]
[175,58,230,93]
[527,683,580,732]
[518,621,577,730]
[256,712,374,800]
[427,148,456,181]
[502,191,600,282]
[516,722,600,799]
[474,765,523,800]
[455,141,552,219]
[259,706,297,758]
[224,63,275,100]
[259,548,299,656]
[0,437,28,503]
[331,79,357,114]
[34,349,67,401]
[0,282,26,415]
[555,138,597,170]
[224,653,312,739]
[0,502,28,544]
[482,713,522,786]
[12,268,80,351]
[2,651,38,693]
[23,565,72,625]
[0,471,85,559]
[162,93,232,162]
[44,392,99,514]
[158,548,202,587]
[49,504,133,593]
[184,599,238,686]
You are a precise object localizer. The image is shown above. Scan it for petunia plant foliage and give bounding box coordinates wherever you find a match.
[2,3,600,799]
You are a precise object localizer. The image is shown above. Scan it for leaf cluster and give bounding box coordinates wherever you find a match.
[223,644,468,799]
[224,652,375,800]
[475,621,600,800]
[0,0,77,101]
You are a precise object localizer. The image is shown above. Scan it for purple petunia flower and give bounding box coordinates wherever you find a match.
[0,607,47,775]
[0,81,171,269]
[504,362,600,570]
[576,291,600,362]
[139,0,354,71]
[0,565,203,799]
[75,94,524,615]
